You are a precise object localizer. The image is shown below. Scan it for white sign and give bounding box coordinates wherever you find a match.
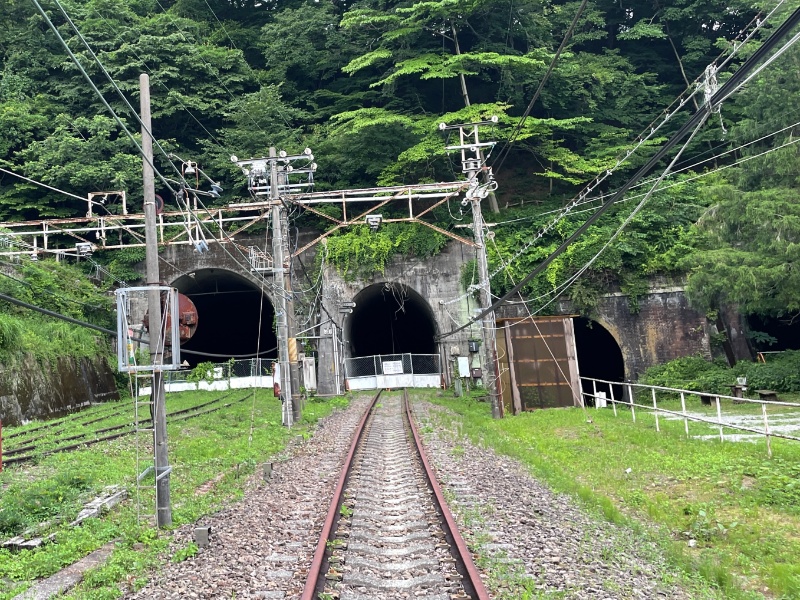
[382,360,403,375]
[457,356,470,378]
[302,357,317,391]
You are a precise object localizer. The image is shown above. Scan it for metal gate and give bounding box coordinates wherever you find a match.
[496,316,581,412]
[345,354,441,390]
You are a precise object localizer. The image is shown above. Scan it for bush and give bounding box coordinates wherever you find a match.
[640,351,800,395]
[737,351,800,393]
[640,355,730,393]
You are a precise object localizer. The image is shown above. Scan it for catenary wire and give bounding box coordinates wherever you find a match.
[492,0,588,174]
[438,5,800,339]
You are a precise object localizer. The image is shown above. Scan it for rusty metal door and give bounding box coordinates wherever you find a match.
[496,317,581,412]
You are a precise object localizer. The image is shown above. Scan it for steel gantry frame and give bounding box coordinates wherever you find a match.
[228,181,477,256]
[0,182,477,260]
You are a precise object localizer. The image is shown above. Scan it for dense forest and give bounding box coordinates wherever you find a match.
[0,0,798,350]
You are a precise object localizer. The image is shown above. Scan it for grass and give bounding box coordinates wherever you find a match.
[420,389,800,600]
[0,389,349,599]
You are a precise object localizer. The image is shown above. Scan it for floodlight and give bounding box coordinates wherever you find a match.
[439,122,447,130]
[230,155,238,162]
[303,147,312,155]
[279,150,287,158]
[365,214,383,231]
[490,115,499,123]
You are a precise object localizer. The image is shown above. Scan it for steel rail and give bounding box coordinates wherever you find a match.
[404,388,491,600]
[2,393,250,467]
[300,390,382,600]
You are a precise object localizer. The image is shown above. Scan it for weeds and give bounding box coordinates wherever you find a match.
[420,389,800,599]
[0,390,349,600]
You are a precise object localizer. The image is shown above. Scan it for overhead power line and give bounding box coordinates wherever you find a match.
[492,0,588,174]
[0,166,91,203]
[29,0,177,195]
[438,4,800,340]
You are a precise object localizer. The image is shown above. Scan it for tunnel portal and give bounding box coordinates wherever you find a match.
[574,317,625,401]
[171,269,277,368]
[346,282,437,357]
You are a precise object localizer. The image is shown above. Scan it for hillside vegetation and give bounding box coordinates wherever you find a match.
[0,0,797,338]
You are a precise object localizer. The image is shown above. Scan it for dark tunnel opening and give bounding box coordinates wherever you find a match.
[747,314,800,352]
[346,282,437,357]
[172,269,277,368]
[574,317,625,403]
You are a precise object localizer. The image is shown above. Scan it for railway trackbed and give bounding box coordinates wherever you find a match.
[1,391,249,467]
[303,389,488,600]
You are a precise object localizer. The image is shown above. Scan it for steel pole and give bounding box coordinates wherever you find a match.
[140,73,171,527]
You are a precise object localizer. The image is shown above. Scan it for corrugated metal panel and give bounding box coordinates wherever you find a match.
[496,316,581,411]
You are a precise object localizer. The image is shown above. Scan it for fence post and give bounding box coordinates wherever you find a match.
[609,383,618,417]
[762,403,772,458]
[715,396,724,443]
[592,379,598,408]
[628,381,636,423]
[651,388,659,432]
[680,391,689,436]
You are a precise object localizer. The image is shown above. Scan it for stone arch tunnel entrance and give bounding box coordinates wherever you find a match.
[574,317,625,402]
[345,282,437,357]
[171,269,277,368]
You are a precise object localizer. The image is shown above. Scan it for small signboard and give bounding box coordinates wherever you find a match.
[382,360,403,375]
[457,356,470,378]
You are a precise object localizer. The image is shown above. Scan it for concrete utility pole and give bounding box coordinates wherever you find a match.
[268,148,296,427]
[140,73,172,526]
[232,148,316,426]
[444,119,503,418]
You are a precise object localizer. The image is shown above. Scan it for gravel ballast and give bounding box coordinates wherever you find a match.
[414,399,701,600]
[124,395,703,599]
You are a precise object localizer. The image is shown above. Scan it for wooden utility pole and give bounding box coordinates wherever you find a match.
[140,73,171,527]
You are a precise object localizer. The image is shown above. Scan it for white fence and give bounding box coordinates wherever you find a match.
[345,354,441,391]
[581,377,800,457]
[139,359,274,396]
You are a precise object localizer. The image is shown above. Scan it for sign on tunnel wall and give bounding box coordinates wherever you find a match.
[496,316,582,412]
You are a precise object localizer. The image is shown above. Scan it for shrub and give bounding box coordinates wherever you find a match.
[737,351,800,393]
[640,351,800,395]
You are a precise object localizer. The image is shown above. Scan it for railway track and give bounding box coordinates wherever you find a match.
[303,389,488,600]
[1,391,249,467]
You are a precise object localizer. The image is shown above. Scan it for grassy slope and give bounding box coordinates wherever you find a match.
[0,389,348,600]
[424,390,800,600]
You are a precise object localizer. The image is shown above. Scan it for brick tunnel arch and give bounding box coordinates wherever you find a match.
[345,282,438,357]
[574,317,625,401]
[171,268,277,367]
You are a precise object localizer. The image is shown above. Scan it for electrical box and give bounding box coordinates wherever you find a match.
[457,356,470,378]
[468,340,480,353]
[470,367,483,379]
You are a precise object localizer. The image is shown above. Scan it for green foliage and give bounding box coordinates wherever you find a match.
[752,458,800,508]
[171,542,199,563]
[0,469,93,536]
[640,352,800,395]
[0,257,114,364]
[682,502,734,543]
[737,352,800,393]
[326,223,448,279]
[187,361,217,386]
[0,388,348,597]
[423,388,800,599]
